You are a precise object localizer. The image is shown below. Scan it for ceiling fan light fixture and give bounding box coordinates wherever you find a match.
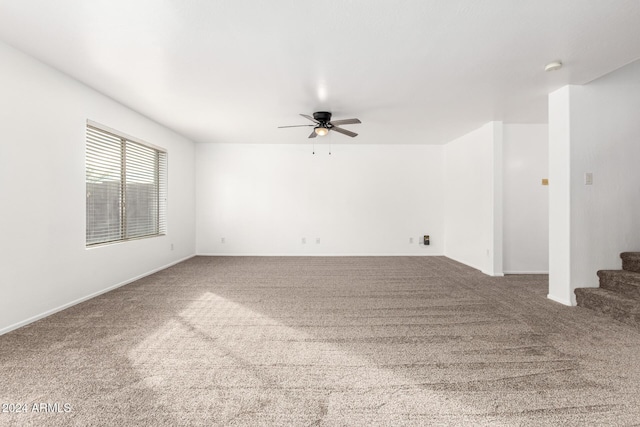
[314,126,329,136]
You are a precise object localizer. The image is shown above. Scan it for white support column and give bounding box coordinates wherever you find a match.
[548,86,574,305]
[490,121,504,277]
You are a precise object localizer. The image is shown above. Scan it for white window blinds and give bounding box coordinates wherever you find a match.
[86,123,167,246]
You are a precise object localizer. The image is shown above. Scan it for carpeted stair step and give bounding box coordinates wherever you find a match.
[575,287,640,328]
[621,252,640,273]
[597,270,640,300]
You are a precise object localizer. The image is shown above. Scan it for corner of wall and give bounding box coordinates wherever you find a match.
[443,121,503,276]
[548,85,573,305]
[491,121,504,277]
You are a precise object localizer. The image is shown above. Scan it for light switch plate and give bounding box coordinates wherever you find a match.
[585,173,593,185]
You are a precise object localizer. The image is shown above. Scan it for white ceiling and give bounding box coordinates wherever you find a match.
[1,0,640,145]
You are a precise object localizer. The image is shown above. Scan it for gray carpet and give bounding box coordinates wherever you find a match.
[1,256,640,426]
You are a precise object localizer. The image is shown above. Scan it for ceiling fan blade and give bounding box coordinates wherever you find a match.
[300,114,319,124]
[331,126,358,138]
[277,124,314,128]
[308,130,318,138]
[329,118,361,126]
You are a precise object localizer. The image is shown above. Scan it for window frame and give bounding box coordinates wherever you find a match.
[85,120,167,247]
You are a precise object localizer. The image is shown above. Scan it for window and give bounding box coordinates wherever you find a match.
[86,121,167,246]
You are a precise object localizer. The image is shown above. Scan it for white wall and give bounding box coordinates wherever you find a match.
[196,143,444,255]
[503,124,549,274]
[443,122,503,275]
[0,41,196,334]
[570,62,640,287]
[549,59,640,305]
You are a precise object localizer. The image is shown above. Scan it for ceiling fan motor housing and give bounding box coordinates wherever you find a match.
[313,111,332,123]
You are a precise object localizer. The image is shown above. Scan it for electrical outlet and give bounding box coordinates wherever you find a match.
[171,243,174,251]
[221,237,225,244]
[316,238,320,244]
[302,237,306,244]
[409,237,414,244]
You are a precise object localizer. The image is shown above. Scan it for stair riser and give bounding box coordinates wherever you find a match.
[622,258,640,274]
[576,292,640,328]
[599,279,640,300]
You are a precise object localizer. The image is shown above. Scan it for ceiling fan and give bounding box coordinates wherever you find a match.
[278,112,361,138]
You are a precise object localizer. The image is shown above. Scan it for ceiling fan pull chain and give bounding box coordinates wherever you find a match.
[312,140,315,155]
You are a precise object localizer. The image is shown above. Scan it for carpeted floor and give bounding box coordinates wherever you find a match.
[1,256,640,426]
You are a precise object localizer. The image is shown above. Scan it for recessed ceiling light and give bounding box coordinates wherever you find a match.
[545,61,563,72]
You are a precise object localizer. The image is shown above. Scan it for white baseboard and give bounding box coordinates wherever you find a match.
[504,271,549,275]
[482,271,505,277]
[442,255,482,272]
[547,293,575,306]
[0,254,196,336]
[443,255,505,277]
[196,253,445,257]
